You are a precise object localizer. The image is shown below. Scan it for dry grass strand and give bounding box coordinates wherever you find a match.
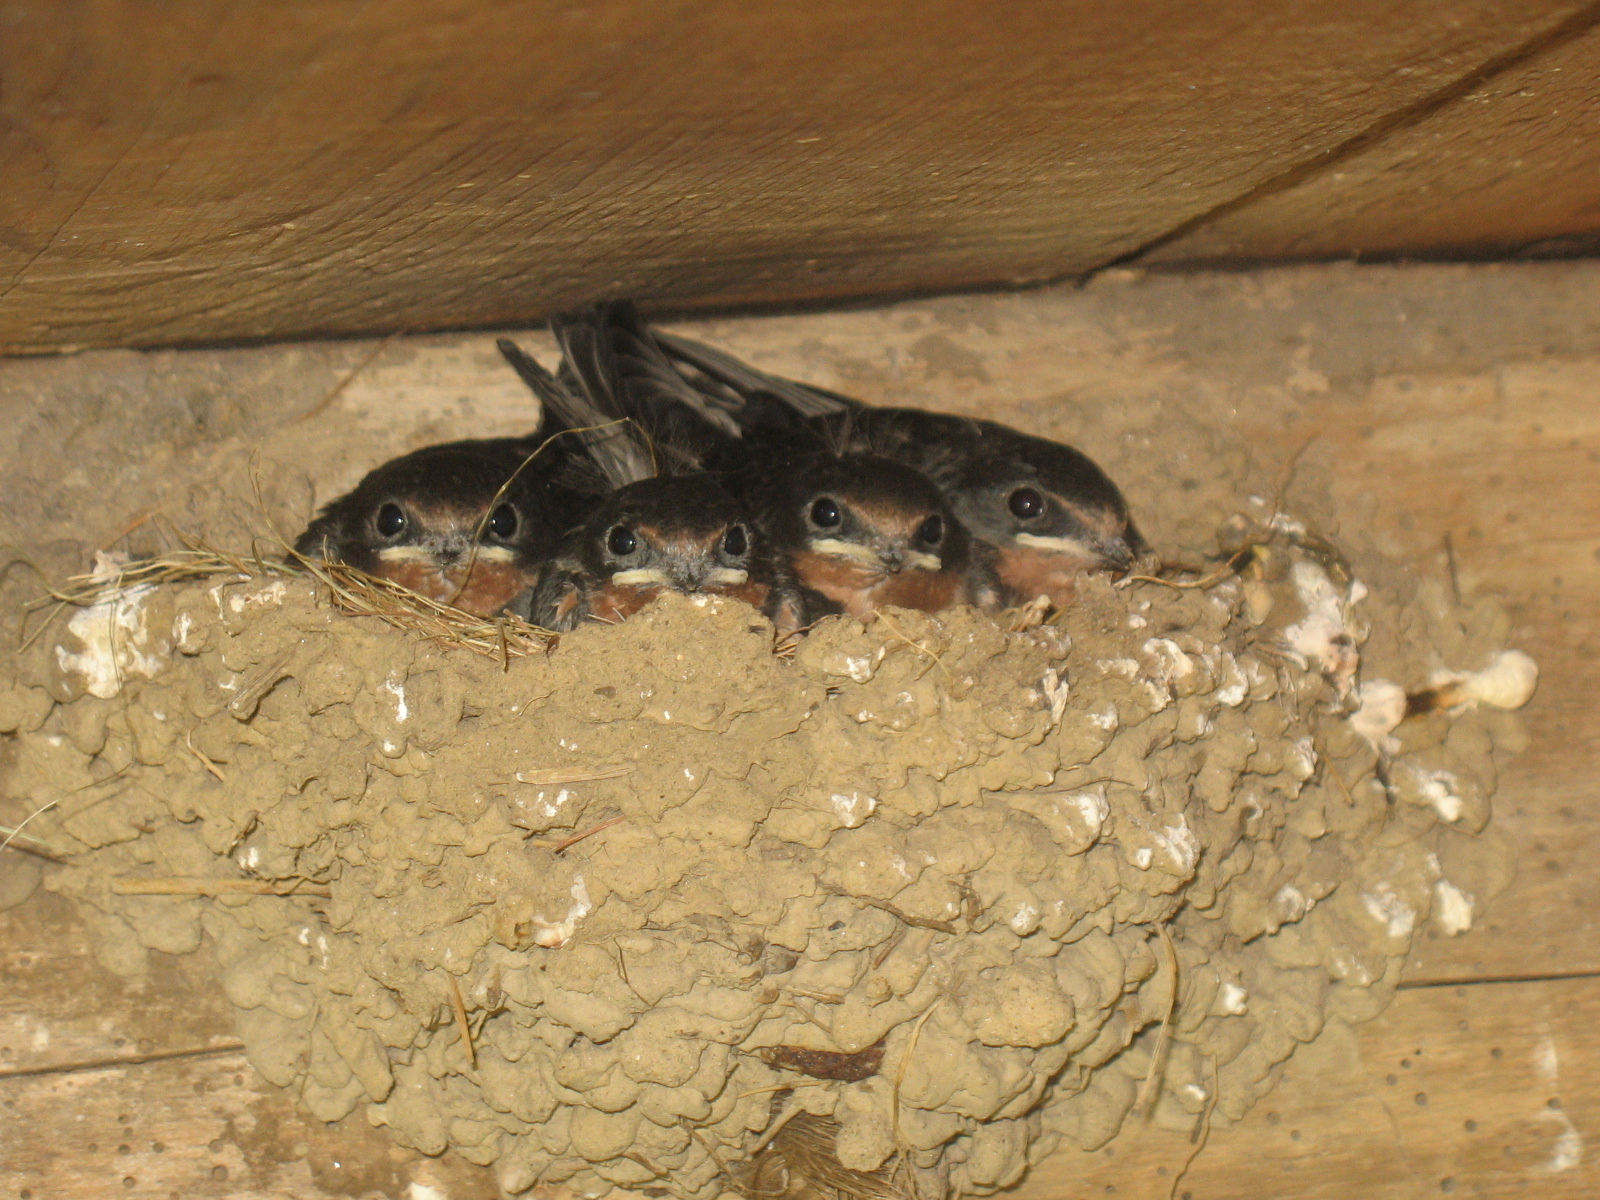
[32,538,560,662]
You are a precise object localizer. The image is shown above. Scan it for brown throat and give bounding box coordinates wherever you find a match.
[792,549,963,618]
[994,544,1095,608]
[590,581,669,623]
[370,559,533,617]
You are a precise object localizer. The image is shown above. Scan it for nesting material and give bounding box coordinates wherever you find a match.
[3,523,1528,1199]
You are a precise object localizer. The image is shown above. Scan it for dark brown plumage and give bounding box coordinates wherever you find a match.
[294,436,583,617]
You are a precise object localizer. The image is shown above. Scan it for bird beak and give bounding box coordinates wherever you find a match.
[1101,523,1157,574]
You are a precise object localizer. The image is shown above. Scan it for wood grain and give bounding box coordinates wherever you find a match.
[1,0,1592,351]
[0,1049,496,1200]
[1146,21,1600,266]
[0,889,240,1076]
[1029,976,1600,1199]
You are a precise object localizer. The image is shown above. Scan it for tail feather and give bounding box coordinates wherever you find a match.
[498,329,656,489]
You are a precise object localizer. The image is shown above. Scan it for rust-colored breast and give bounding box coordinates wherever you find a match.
[370,559,534,616]
[589,582,668,624]
[705,579,772,611]
[872,568,964,613]
[994,546,1089,608]
[790,550,882,619]
[792,550,966,617]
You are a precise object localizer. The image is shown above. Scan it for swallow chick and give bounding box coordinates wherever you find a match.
[754,451,999,620]
[656,329,1150,608]
[496,315,808,634]
[939,436,1150,608]
[293,436,579,617]
[516,475,781,629]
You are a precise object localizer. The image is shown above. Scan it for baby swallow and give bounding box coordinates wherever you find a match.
[656,330,1150,608]
[751,451,999,620]
[714,390,999,619]
[294,435,581,616]
[514,475,781,630]
[496,312,809,633]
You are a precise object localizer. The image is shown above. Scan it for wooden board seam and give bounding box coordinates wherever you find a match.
[1111,0,1600,271]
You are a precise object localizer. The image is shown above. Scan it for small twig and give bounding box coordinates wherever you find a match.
[514,765,632,786]
[737,1081,833,1099]
[870,925,908,970]
[892,999,942,1160]
[1269,435,1319,526]
[687,1123,737,1181]
[532,815,626,854]
[873,611,950,679]
[446,973,477,1069]
[746,1098,805,1157]
[784,986,847,1004]
[739,1088,838,1107]
[1168,1055,1220,1200]
[98,510,159,552]
[821,883,959,935]
[111,876,331,897]
[185,730,227,782]
[0,799,59,856]
[1320,741,1359,808]
[17,598,68,653]
[0,823,64,861]
[1007,594,1053,632]
[1135,922,1181,1118]
[449,420,629,609]
[1120,544,1259,591]
[1443,531,1462,607]
[623,1151,692,1198]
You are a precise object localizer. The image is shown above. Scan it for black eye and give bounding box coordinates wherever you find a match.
[722,525,748,557]
[916,514,944,544]
[607,526,637,556]
[376,503,407,537]
[488,504,519,539]
[810,497,841,528]
[1008,487,1045,520]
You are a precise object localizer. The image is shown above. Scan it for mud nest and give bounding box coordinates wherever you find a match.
[2,521,1529,1199]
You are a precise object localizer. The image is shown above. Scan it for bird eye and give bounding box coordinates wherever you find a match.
[1008,487,1045,520]
[722,525,748,557]
[916,514,944,544]
[488,504,519,539]
[376,503,407,537]
[607,526,638,556]
[810,497,842,528]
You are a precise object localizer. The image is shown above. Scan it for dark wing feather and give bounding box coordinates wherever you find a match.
[596,307,746,439]
[498,331,656,489]
[555,304,741,474]
[654,331,858,419]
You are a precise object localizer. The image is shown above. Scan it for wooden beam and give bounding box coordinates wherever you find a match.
[2,1,1594,351]
[1145,22,1600,266]
[1026,975,1600,1198]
